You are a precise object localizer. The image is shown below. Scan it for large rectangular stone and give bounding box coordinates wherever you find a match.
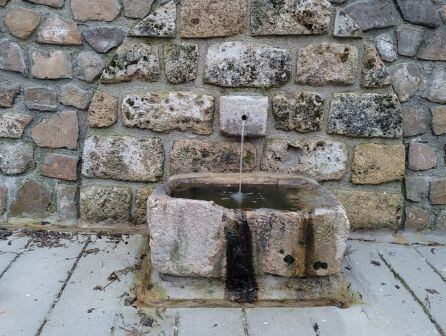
[334,189,403,230]
[82,135,164,182]
[251,0,331,36]
[204,42,291,88]
[122,91,214,135]
[430,178,446,205]
[180,0,246,38]
[261,138,348,181]
[352,143,405,184]
[170,139,256,175]
[296,43,358,86]
[328,93,401,138]
[80,185,131,223]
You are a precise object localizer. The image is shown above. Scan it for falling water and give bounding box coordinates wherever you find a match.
[232,115,247,205]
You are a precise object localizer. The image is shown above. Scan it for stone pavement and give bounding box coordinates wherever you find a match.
[0,229,445,336]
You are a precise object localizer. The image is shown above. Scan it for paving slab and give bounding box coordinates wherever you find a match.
[0,232,31,275]
[178,308,244,336]
[379,243,446,334]
[341,241,440,336]
[0,234,87,336]
[349,231,446,246]
[415,246,446,280]
[40,235,177,336]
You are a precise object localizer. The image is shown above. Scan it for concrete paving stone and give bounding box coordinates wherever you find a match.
[415,246,446,280]
[178,308,245,336]
[0,233,31,274]
[341,241,440,336]
[0,234,88,336]
[379,243,446,333]
[40,235,177,336]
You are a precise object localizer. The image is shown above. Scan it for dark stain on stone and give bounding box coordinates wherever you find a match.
[225,211,258,303]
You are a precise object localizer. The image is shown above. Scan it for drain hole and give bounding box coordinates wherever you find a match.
[313,261,328,270]
[283,255,295,265]
[241,114,248,121]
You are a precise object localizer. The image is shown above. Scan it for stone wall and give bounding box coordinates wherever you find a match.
[0,0,445,232]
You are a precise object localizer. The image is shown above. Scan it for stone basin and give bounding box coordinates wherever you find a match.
[146,173,350,304]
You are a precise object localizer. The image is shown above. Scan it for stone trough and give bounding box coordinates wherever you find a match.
[143,173,352,307]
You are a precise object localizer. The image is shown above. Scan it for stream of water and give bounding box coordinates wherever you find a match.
[233,117,247,205]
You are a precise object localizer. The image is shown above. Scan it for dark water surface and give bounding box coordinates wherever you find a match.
[170,184,329,211]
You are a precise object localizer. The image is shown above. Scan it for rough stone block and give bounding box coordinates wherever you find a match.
[122,91,214,135]
[0,142,34,175]
[148,193,228,277]
[402,105,428,137]
[296,43,357,86]
[71,0,121,22]
[123,0,153,18]
[181,0,246,38]
[60,84,91,110]
[328,93,401,138]
[342,0,400,31]
[352,143,405,184]
[426,68,446,103]
[0,186,6,216]
[82,135,164,182]
[24,87,58,111]
[333,10,362,37]
[272,91,324,132]
[9,179,51,217]
[397,26,424,57]
[395,0,440,27]
[333,189,403,230]
[129,0,176,37]
[31,111,78,149]
[5,7,41,40]
[170,139,256,175]
[56,183,77,220]
[80,185,131,223]
[29,48,72,79]
[375,33,397,62]
[204,42,291,88]
[405,206,430,231]
[219,95,268,137]
[25,0,64,7]
[87,91,118,128]
[432,106,446,135]
[419,30,446,61]
[387,63,423,102]
[361,44,390,88]
[261,138,347,181]
[0,114,32,138]
[77,51,105,83]
[408,143,437,171]
[251,0,331,36]
[42,153,79,181]
[430,178,446,205]
[405,176,430,202]
[100,43,159,84]
[164,43,198,84]
[0,38,28,76]
[437,210,446,231]
[134,186,154,225]
[37,15,82,45]
[82,26,127,53]
[0,79,20,108]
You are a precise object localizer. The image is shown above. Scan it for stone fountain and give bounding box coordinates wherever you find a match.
[143,172,352,307]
